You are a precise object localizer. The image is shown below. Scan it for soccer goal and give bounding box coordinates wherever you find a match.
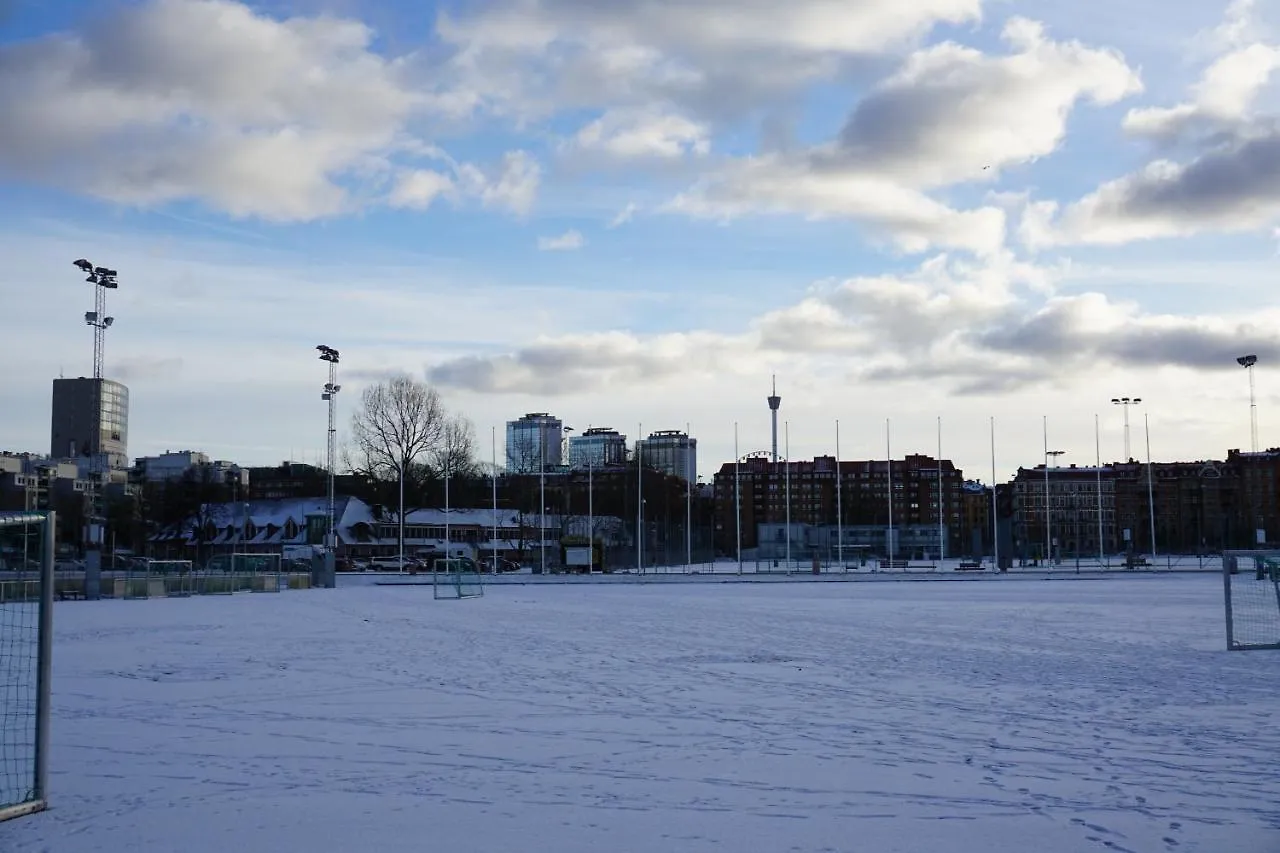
[433,557,484,600]
[0,512,54,822]
[235,553,282,593]
[1223,550,1280,651]
[122,559,191,599]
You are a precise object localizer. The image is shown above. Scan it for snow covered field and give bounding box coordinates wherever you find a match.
[2,574,1278,852]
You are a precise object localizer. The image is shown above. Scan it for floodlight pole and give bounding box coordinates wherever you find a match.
[1044,415,1065,565]
[73,259,119,601]
[1110,396,1141,461]
[317,345,340,586]
[1238,355,1259,453]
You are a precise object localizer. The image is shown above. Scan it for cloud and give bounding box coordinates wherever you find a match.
[434,0,984,124]
[662,19,1139,256]
[537,229,585,250]
[427,251,1280,396]
[457,150,542,216]
[1026,134,1280,245]
[566,108,710,161]
[388,169,455,210]
[834,18,1141,187]
[608,202,639,228]
[1122,44,1280,143]
[1025,2,1280,247]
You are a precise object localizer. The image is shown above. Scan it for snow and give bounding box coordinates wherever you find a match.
[3,574,1279,852]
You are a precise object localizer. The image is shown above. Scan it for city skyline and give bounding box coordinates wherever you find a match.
[1,0,1278,482]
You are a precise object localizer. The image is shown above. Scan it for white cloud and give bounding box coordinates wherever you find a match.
[667,156,1008,255]
[834,18,1141,187]
[1123,43,1280,142]
[1027,3,1280,247]
[537,229,585,250]
[388,169,455,210]
[608,203,639,228]
[0,0,428,220]
[663,19,1140,256]
[567,108,710,161]
[434,0,984,124]
[458,150,542,216]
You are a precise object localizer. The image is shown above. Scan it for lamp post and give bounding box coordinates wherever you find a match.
[73,259,118,601]
[1110,397,1141,461]
[317,345,339,586]
[1238,354,1259,453]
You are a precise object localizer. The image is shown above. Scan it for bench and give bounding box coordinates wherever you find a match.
[956,561,984,571]
[57,587,86,601]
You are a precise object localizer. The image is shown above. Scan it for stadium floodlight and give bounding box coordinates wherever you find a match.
[73,259,93,272]
[317,344,340,586]
[1111,397,1142,461]
[1238,355,1259,453]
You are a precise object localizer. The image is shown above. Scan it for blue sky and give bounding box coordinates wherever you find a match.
[2,0,1280,480]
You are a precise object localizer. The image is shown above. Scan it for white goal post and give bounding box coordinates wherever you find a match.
[1223,551,1280,651]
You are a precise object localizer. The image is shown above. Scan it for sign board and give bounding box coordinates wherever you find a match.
[1257,528,1267,545]
[1122,528,1131,543]
[566,546,593,567]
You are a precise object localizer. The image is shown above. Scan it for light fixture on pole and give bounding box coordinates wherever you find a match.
[1237,354,1259,453]
[73,258,119,598]
[1044,421,1066,566]
[1110,397,1141,461]
[317,345,340,582]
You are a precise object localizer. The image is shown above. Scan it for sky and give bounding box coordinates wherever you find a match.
[2,0,1279,483]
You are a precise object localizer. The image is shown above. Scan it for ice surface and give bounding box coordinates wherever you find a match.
[2,575,1278,852]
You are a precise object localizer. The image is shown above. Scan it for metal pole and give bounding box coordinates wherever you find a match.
[588,454,594,571]
[887,418,894,567]
[540,429,546,575]
[686,422,692,571]
[1123,402,1131,461]
[836,419,843,570]
[1044,415,1050,565]
[1096,414,1105,568]
[444,454,450,568]
[1248,363,1258,453]
[327,359,337,569]
[735,421,741,574]
[35,510,55,805]
[399,460,405,572]
[491,426,498,573]
[990,416,999,571]
[1146,412,1157,560]
[937,415,944,567]
[785,420,791,572]
[637,422,643,574]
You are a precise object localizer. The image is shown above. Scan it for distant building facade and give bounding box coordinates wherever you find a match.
[506,413,563,472]
[50,377,129,470]
[636,430,697,483]
[567,427,628,470]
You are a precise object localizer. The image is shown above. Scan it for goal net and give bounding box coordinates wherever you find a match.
[123,559,194,599]
[1223,551,1280,651]
[233,553,282,593]
[0,512,53,822]
[433,558,484,600]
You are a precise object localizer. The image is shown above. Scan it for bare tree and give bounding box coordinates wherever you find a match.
[433,414,480,480]
[349,375,453,565]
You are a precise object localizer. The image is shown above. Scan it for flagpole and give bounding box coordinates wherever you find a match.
[785,420,791,573]
[887,418,894,568]
[835,419,843,571]
[990,416,999,571]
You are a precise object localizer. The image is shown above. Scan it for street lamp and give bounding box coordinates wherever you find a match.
[317,345,340,586]
[1110,397,1141,461]
[1237,354,1259,453]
